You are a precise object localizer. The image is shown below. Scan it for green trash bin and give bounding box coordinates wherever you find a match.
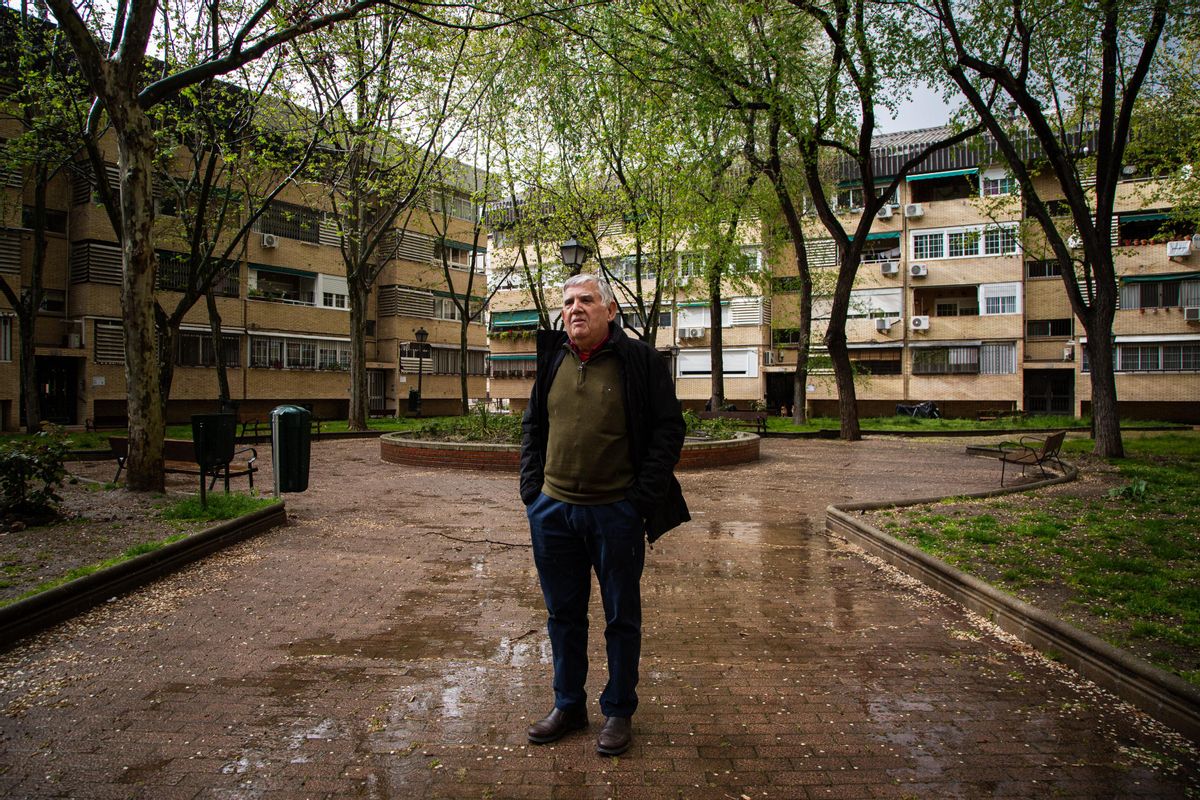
[271,405,311,494]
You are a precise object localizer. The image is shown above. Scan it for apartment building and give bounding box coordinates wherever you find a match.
[486,126,1200,422]
[770,126,1199,422]
[0,136,488,431]
[485,221,771,412]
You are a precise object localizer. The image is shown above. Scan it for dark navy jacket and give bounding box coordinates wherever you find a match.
[520,324,690,542]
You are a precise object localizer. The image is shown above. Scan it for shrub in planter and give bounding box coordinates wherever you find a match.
[0,425,72,524]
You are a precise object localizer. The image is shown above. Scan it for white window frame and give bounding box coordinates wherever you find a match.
[910,223,1021,261]
[979,282,1022,316]
[981,167,1018,197]
[677,304,732,329]
[676,347,759,378]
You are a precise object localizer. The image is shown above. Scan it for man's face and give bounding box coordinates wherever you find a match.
[562,280,617,351]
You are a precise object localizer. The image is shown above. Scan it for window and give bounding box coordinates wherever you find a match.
[435,241,473,269]
[250,335,349,370]
[0,316,11,362]
[621,310,671,329]
[490,355,537,379]
[676,348,758,378]
[907,172,976,202]
[850,348,901,375]
[1119,345,1160,371]
[980,343,1016,374]
[21,206,68,233]
[251,269,316,306]
[1105,342,1200,372]
[1120,279,1200,310]
[1027,319,1073,338]
[39,289,65,315]
[157,251,240,297]
[984,225,1019,255]
[981,169,1017,197]
[176,332,241,367]
[980,283,1021,316]
[911,223,1020,260]
[94,320,124,363]
[1027,259,1062,278]
[912,232,944,260]
[947,230,978,258]
[912,346,979,375]
[847,288,902,319]
[258,201,321,244]
[677,304,731,328]
[318,274,348,310]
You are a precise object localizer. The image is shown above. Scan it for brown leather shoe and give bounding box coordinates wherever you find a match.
[596,716,632,756]
[527,707,588,744]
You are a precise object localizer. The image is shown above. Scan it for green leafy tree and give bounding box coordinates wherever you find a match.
[918,0,1180,457]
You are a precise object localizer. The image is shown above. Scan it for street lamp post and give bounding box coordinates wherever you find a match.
[560,238,590,273]
[414,326,428,418]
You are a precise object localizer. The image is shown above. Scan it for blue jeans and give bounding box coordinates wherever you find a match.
[527,493,646,718]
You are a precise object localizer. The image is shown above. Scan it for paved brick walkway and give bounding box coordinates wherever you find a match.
[1,437,1196,798]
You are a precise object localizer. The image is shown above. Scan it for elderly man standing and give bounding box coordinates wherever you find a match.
[520,273,689,756]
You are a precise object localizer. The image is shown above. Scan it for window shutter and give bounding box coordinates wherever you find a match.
[0,229,20,274]
[730,298,763,326]
[806,238,839,268]
[396,288,435,318]
[71,241,123,285]
[1119,282,1140,310]
[980,343,1016,374]
[94,320,125,363]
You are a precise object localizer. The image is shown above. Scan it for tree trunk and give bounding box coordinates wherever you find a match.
[19,317,38,433]
[459,317,470,415]
[118,111,165,491]
[708,276,724,409]
[826,322,861,440]
[347,281,369,430]
[1083,323,1124,458]
[206,288,231,405]
[157,323,177,426]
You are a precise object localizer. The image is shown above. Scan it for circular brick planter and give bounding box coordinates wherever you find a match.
[379,431,760,472]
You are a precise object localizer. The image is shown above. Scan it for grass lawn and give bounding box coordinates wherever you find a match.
[764,413,1180,434]
[865,431,1200,688]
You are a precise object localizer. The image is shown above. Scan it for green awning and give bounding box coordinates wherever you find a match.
[432,289,484,303]
[1118,211,1170,223]
[848,231,901,241]
[488,353,537,361]
[1121,271,1199,283]
[490,310,540,328]
[906,168,977,182]
[251,263,316,278]
[446,240,486,253]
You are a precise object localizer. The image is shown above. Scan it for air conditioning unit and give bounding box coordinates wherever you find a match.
[876,205,893,220]
[910,315,930,331]
[909,263,928,278]
[1191,234,1200,252]
[682,327,704,339]
[880,261,899,276]
[1067,234,1082,250]
[763,351,777,366]
[875,317,892,332]
[261,233,279,249]
[1185,306,1200,323]
[1167,240,1192,258]
[904,203,924,218]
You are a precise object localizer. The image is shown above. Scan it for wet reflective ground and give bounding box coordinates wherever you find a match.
[1,437,1196,798]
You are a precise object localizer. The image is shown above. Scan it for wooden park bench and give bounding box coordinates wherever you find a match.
[998,430,1067,486]
[239,415,324,444]
[109,436,258,493]
[698,410,768,436]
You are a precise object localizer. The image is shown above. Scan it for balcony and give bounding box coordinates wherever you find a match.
[250,267,316,307]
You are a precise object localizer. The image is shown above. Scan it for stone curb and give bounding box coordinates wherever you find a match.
[825,464,1200,742]
[0,502,288,651]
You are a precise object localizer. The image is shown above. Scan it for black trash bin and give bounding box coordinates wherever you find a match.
[271,405,311,494]
[192,413,237,504]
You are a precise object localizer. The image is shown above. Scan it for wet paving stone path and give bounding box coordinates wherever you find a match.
[1,437,1197,798]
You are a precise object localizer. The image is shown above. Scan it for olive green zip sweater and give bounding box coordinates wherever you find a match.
[541,347,634,505]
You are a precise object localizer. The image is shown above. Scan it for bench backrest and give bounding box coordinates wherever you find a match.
[699,411,765,420]
[1042,430,1066,455]
[109,437,197,462]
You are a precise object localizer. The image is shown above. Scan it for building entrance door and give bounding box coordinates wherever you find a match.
[368,369,387,416]
[765,371,794,415]
[1024,369,1074,415]
[34,356,79,425]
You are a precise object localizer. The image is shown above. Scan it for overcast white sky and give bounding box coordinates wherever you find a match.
[877,82,960,134]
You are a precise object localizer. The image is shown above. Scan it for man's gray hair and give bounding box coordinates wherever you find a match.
[563,273,616,307]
